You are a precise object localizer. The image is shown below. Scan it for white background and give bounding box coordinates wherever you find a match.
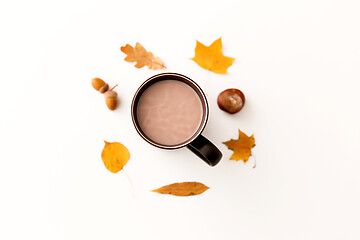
[1,0,360,239]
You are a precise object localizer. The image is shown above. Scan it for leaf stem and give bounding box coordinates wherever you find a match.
[123,169,135,198]
[252,153,257,168]
[109,84,118,91]
[153,60,165,68]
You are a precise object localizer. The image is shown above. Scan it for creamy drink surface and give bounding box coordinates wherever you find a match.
[136,80,203,146]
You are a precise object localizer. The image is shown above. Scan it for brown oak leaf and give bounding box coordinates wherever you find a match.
[120,43,164,70]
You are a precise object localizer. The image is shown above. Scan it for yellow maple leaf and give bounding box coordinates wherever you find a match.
[120,43,164,70]
[191,38,235,74]
[152,182,209,197]
[101,141,130,173]
[223,129,255,163]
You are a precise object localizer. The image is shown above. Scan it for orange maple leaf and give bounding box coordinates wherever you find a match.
[223,129,255,163]
[191,38,235,74]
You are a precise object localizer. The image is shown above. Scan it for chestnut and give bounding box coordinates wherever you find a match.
[217,88,245,114]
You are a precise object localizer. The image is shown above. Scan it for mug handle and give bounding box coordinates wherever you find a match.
[187,135,222,166]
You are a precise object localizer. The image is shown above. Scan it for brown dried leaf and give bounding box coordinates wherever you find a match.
[223,129,255,163]
[101,141,130,173]
[152,182,209,196]
[120,43,164,70]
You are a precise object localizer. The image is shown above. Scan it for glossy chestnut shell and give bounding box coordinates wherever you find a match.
[217,88,245,114]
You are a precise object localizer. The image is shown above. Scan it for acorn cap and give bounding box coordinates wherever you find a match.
[104,90,117,98]
[99,83,109,93]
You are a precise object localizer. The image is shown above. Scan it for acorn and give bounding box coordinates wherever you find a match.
[104,85,118,111]
[91,77,109,93]
[217,88,245,114]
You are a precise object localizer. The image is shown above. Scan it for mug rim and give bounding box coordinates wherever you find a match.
[131,72,209,150]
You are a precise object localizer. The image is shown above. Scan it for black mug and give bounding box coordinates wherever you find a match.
[131,73,222,166]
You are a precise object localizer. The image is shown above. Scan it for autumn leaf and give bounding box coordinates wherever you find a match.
[191,38,235,74]
[101,141,130,173]
[223,129,255,163]
[152,182,209,197]
[120,43,164,70]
